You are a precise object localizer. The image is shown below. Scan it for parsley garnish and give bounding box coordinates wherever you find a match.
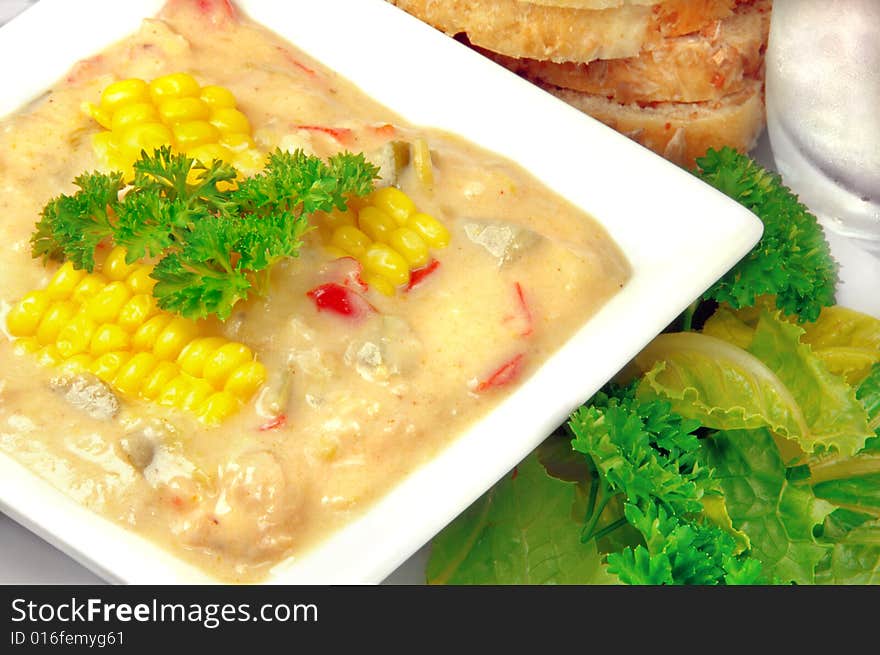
[694,147,839,323]
[31,146,380,321]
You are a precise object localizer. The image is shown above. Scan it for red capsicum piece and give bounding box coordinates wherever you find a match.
[293,125,353,144]
[259,414,287,431]
[512,282,533,337]
[476,353,525,392]
[405,260,440,292]
[307,283,372,320]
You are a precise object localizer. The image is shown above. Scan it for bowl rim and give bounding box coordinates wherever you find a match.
[0,0,763,584]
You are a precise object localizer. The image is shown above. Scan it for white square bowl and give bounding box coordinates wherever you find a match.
[0,0,763,584]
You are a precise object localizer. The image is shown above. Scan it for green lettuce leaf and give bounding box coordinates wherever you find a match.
[805,366,880,512]
[636,313,872,456]
[634,332,808,441]
[704,303,880,386]
[801,307,880,386]
[858,363,880,450]
[425,453,617,584]
[816,510,880,584]
[703,429,833,584]
[701,305,755,350]
[813,473,880,515]
[747,311,871,456]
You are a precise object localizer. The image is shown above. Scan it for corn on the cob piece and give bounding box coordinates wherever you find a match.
[83,73,263,177]
[318,186,449,295]
[5,248,265,425]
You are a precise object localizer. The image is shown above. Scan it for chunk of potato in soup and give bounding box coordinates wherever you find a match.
[0,0,630,582]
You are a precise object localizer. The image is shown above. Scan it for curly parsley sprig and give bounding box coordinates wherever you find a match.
[693,147,839,323]
[31,146,380,321]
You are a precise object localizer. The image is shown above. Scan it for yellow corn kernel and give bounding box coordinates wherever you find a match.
[330,225,371,258]
[90,351,130,384]
[35,301,78,345]
[202,342,253,389]
[125,266,156,294]
[114,352,158,396]
[197,391,240,425]
[362,243,410,288]
[188,143,232,165]
[56,313,97,358]
[209,107,251,135]
[322,245,350,260]
[102,246,136,281]
[91,131,116,165]
[117,122,173,161]
[84,102,113,130]
[199,85,236,109]
[158,96,210,125]
[219,132,255,152]
[153,317,200,361]
[157,374,193,409]
[224,360,267,400]
[173,120,220,149]
[35,345,62,367]
[233,149,264,173]
[71,274,108,304]
[100,78,150,114]
[140,361,179,400]
[323,209,357,231]
[363,272,395,297]
[90,324,131,356]
[110,102,160,133]
[406,212,450,249]
[388,227,430,268]
[358,206,397,243]
[13,338,40,357]
[180,377,215,412]
[371,186,416,226]
[131,315,172,352]
[6,291,51,337]
[57,354,93,377]
[84,281,131,324]
[177,337,227,378]
[149,73,200,103]
[46,261,87,300]
[118,294,157,332]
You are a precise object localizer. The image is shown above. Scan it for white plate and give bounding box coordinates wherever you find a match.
[0,0,762,584]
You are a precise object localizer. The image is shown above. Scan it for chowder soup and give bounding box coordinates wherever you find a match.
[0,0,630,582]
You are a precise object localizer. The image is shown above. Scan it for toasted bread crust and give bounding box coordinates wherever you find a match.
[390,0,735,64]
[487,0,770,103]
[521,1,659,8]
[544,78,765,167]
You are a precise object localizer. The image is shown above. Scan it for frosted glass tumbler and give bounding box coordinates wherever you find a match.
[765,0,880,252]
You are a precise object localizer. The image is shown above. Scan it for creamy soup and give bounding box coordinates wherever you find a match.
[0,0,630,582]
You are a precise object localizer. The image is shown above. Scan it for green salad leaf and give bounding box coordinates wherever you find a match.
[425,452,616,584]
[705,303,880,386]
[634,331,808,440]
[637,311,872,457]
[858,364,880,449]
[746,311,871,456]
[816,510,880,584]
[702,429,833,584]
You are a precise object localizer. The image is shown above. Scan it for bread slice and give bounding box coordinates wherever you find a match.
[389,0,735,64]
[543,78,765,167]
[520,0,659,8]
[486,0,770,103]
